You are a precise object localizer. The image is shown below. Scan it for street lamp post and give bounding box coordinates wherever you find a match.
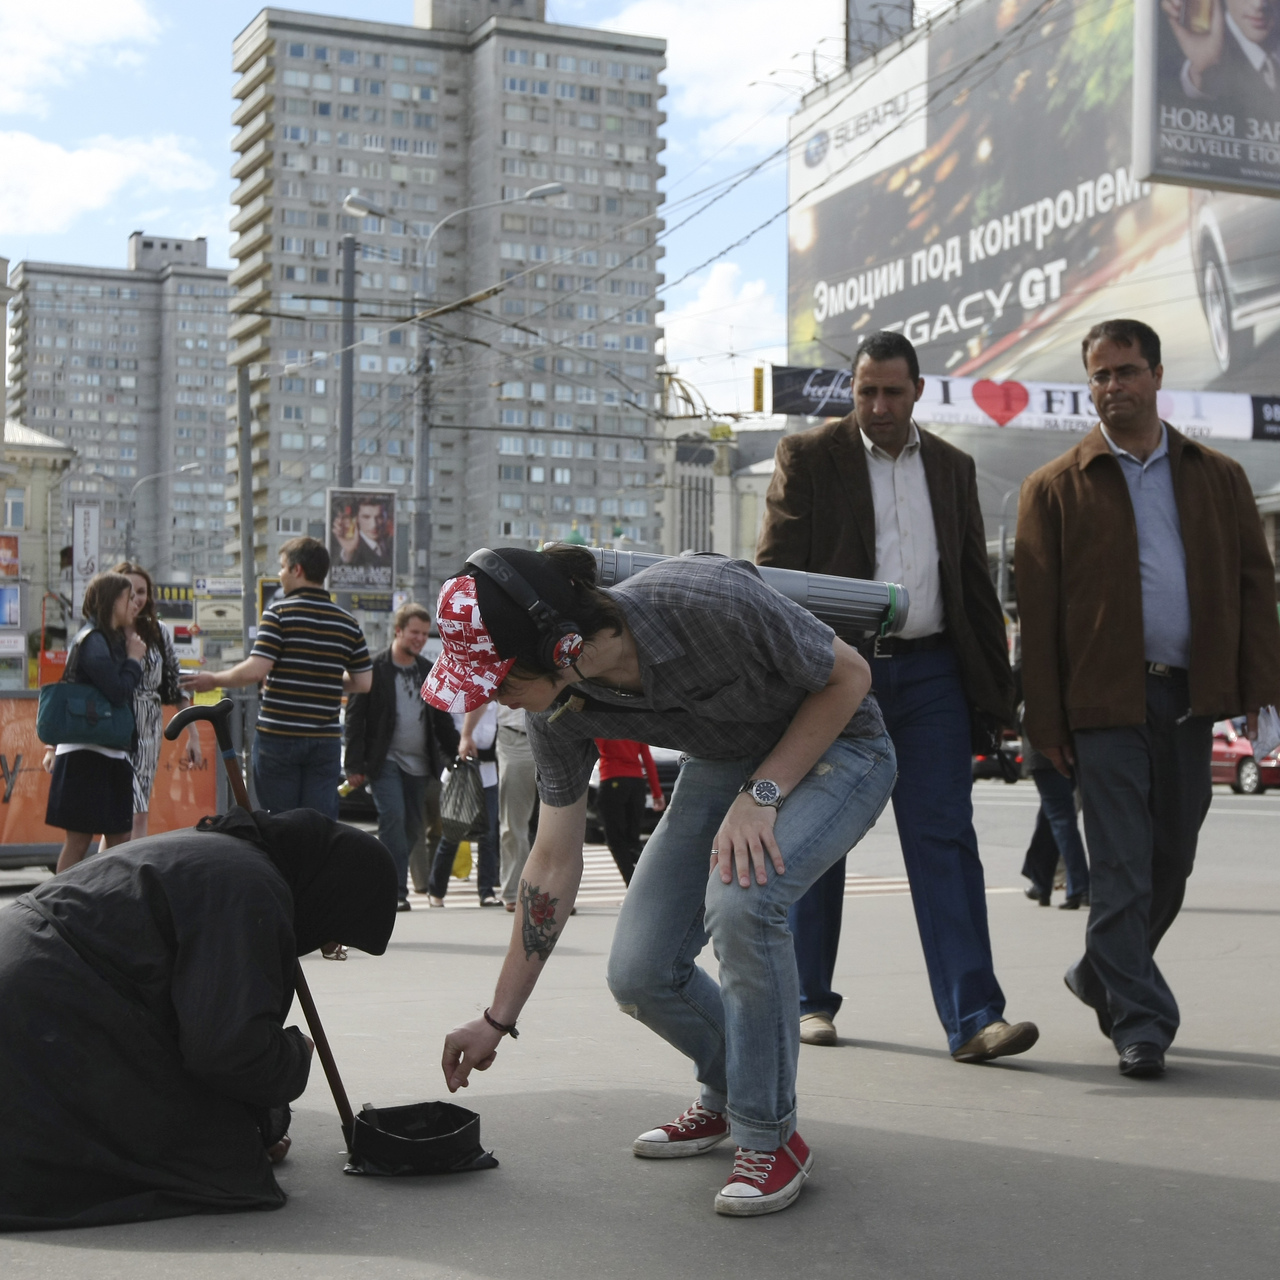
[125,463,202,564]
[341,183,563,604]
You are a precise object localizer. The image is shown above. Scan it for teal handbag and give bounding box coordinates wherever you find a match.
[36,626,136,750]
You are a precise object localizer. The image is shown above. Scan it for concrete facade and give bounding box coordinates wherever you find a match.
[227,2,666,602]
[4,235,232,581]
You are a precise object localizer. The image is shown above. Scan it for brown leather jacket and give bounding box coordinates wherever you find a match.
[756,415,1015,724]
[1015,424,1280,748]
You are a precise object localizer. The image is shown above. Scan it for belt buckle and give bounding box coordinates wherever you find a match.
[1147,662,1172,677]
[872,635,892,659]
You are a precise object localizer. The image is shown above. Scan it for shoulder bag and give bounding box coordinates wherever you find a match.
[36,626,137,749]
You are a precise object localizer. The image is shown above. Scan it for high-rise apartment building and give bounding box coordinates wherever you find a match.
[228,0,666,601]
[5,234,232,577]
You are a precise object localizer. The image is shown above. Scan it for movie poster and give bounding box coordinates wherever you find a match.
[327,488,395,591]
[788,0,1280,389]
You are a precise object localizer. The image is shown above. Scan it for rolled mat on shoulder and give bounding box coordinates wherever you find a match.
[343,1101,499,1176]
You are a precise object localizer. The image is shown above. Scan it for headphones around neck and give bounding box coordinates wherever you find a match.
[466,548,585,671]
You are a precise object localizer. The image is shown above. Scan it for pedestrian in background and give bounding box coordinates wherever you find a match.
[594,738,665,885]
[427,701,501,907]
[1017,317,1280,1078]
[183,537,372,817]
[344,602,459,911]
[496,704,537,911]
[1021,739,1089,909]
[758,330,1038,1063]
[112,561,202,840]
[43,572,147,873]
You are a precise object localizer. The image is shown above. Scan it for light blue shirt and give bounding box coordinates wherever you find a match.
[1101,423,1191,668]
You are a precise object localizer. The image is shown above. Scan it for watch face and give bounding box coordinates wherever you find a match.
[751,779,781,807]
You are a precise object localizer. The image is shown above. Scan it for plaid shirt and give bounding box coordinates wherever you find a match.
[526,556,885,806]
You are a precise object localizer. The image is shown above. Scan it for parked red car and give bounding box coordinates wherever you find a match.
[1211,720,1280,795]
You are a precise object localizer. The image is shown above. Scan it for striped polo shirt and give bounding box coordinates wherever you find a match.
[250,587,372,738]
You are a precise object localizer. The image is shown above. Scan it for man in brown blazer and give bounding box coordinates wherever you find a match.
[1017,318,1280,1078]
[758,331,1037,1063]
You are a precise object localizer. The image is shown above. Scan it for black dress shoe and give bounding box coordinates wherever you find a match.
[1118,1042,1165,1078]
[1024,883,1051,906]
[1063,963,1114,1039]
[1058,892,1090,910]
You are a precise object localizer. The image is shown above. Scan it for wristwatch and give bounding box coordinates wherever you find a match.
[740,778,785,811]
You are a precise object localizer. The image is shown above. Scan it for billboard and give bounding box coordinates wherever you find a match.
[788,0,1280,390]
[327,488,395,592]
[70,502,100,622]
[1134,0,1280,197]
[770,363,1280,438]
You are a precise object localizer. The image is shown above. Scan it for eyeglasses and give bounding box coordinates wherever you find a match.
[1087,363,1150,389]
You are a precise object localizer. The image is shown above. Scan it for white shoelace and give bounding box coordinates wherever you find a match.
[668,1101,722,1132]
[729,1142,809,1185]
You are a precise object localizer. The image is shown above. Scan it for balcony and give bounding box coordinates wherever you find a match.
[230,137,271,182]
[232,54,274,102]
[229,331,269,366]
[228,219,272,261]
[231,168,272,208]
[227,310,270,344]
[229,275,270,315]
[232,81,273,128]
[230,194,272,234]
[228,250,270,289]
[231,111,272,155]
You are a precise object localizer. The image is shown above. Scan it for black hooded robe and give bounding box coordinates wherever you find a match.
[0,830,319,1230]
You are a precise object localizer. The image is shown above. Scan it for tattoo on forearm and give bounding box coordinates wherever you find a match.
[519,880,562,962]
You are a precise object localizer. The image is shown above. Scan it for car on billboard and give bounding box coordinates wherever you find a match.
[1190,190,1280,374]
[1211,718,1279,794]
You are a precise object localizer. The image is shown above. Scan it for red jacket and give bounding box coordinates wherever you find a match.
[594,739,662,800]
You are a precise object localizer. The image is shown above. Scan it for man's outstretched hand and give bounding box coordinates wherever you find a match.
[442,1018,504,1092]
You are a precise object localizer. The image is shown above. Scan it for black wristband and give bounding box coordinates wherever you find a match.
[484,1006,519,1039]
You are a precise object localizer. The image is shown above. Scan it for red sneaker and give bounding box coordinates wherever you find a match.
[632,1100,729,1159]
[714,1132,813,1216]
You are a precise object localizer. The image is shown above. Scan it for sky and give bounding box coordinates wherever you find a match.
[0,0,864,419]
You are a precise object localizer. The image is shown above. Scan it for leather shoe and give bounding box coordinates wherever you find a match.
[1024,883,1051,906]
[1059,892,1090,910]
[1118,1042,1165,1078]
[799,1012,838,1046]
[952,1019,1039,1062]
[1063,963,1113,1039]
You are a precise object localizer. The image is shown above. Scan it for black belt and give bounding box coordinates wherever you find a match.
[858,633,948,659]
[1145,662,1186,678]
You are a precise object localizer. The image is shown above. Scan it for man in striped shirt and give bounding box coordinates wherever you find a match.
[182,537,372,817]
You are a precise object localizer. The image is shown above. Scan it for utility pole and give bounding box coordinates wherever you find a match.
[412,310,432,604]
[339,234,356,489]
[237,363,255,654]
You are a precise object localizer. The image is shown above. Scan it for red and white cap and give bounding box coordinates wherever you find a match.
[421,576,515,713]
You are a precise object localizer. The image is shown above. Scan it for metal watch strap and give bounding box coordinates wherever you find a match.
[739,778,784,811]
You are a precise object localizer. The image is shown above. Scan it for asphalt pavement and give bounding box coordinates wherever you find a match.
[2,780,1277,1279]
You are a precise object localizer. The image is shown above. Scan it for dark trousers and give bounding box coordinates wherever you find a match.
[1070,671,1212,1052]
[251,733,340,819]
[789,645,1004,1053]
[598,776,647,885]
[428,783,500,900]
[368,763,427,903]
[1023,767,1090,899]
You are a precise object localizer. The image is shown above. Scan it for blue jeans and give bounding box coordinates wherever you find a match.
[251,732,341,819]
[606,731,895,1152]
[369,764,427,902]
[790,646,1006,1053]
[428,783,500,900]
[1030,767,1090,899]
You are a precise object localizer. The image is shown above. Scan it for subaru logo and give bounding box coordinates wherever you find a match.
[804,131,829,168]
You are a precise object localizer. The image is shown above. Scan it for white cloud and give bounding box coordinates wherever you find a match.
[662,262,787,417]
[0,132,216,236]
[601,0,843,158]
[0,1,159,115]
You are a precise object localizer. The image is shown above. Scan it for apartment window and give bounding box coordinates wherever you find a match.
[4,489,25,528]
[500,409,526,426]
[277,516,305,533]
[499,465,524,481]
[552,467,571,485]
[338,49,357,65]
[550,439,573,458]
[499,436,524,455]
[281,433,304,449]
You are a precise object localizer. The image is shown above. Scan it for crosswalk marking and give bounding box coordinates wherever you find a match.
[410,843,915,909]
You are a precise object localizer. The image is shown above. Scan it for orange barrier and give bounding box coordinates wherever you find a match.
[0,697,218,846]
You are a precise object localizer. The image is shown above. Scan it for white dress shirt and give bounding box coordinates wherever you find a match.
[1181,12,1277,97]
[860,421,945,639]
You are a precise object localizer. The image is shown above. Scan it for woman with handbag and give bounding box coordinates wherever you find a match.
[113,561,202,840]
[43,571,146,873]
